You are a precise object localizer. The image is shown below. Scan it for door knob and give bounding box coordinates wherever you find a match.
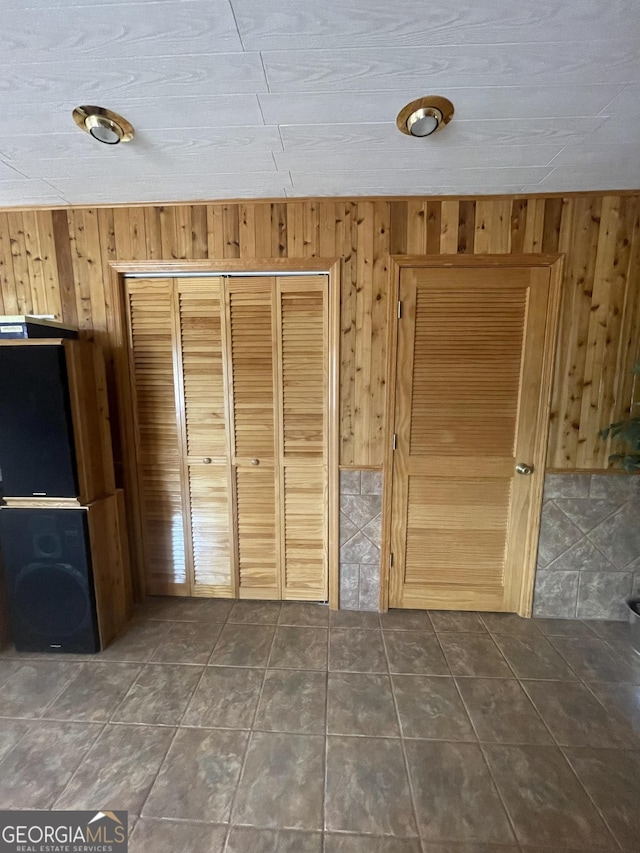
[202,457,212,464]
[251,458,260,466]
[515,462,534,475]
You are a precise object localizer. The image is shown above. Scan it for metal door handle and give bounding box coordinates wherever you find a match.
[202,457,212,464]
[251,458,260,466]
[515,462,534,475]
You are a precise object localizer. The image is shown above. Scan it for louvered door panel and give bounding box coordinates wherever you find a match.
[178,279,233,596]
[227,279,279,596]
[277,279,328,600]
[126,280,187,594]
[390,265,553,612]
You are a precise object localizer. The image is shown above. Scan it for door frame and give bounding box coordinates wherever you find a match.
[107,258,341,608]
[381,254,564,616]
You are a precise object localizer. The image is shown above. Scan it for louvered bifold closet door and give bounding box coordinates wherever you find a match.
[177,279,235,597]
[126,280,189,595]
[226,279,280,599]
[389,266,551,612]
[276,277,328,601]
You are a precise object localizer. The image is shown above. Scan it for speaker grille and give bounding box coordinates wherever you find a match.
[14,563,91,639]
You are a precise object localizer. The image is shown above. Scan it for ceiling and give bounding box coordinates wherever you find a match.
[0,0,639,207]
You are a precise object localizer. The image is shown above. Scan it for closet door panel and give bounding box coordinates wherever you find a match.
[178,280,234,596]
[277,279,328,601]
[227,279,279,596]
[126,280,187,595]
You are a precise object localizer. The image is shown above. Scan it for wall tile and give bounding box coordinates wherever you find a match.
[534,476,640,620]
[543,474,591,499]
[576,572,633,620]
[587,502,640,569]
[537,501,583,566]
[360,470,383,495]
[339,470,383,611]
[533,571,579,618]
[339,471,361,495]
[545,538,614,573]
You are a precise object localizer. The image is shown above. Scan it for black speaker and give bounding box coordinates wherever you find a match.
[0,346,79,498]
[0,508,100,653]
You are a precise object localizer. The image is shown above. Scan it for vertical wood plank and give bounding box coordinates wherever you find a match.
[440,200,460,254]
[406,200,427,254]
[457,200,475,253]
[239,203,257,259]
[51,210,78,328]
[0,212,18,314]
[6,212,30,313]
[207,205,225,258]
[339,202,357,465]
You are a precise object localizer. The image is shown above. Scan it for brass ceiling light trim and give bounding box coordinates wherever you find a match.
[396,96,454,137]
[72,105,135,145]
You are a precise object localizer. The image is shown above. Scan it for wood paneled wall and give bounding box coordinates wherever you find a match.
[0,195,638,470]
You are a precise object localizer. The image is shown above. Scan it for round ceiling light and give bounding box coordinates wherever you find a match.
[72,106,135,144]
[396,96,454,138]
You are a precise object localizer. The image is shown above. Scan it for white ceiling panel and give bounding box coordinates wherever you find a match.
[276,146,564,173]
[1,1,241,63]
[0,52,267,103]
[279,118,606,152]
[47,172,293,205]
[290,167,551,193]
[0,127,281,163]
[259,86,624,126]
[233,0,637,50]
[262,41,640,93]
[0,0,637,204]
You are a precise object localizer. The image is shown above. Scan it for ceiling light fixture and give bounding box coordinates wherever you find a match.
[396,96,454,138]
[72,106,135,145]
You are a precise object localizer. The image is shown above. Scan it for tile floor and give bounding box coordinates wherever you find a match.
[1,600,640,851]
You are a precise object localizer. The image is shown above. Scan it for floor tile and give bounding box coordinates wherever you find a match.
[564,746,640,851]
[420,845,520,853]
[228,601,282,625]
[233,731,324,829]
[379,609,433,631]
[438,634,511,678]
[456,678,552,745]
[491,634,577,680]
[480,613,542,636]
[56,723,175,813]
[129,819,226,853]
[533,618,596,637]
[329,627,387,673]
[278,602,330,627]
[589,681,640,738]
[110,663,203,725]
[404,740,514,843]
[483,743,614,848]
[393,675,475,741]
[0,721,102,808]
[254,670,326,734]
[45,662,142,722]
[328,673,399,736]
[97,619,169,662]
[523,679,635,747]
[150,620,224,664]
[0,660,84,717]
[226,827,322,852]
[429,612,486,633]
[0,660,23,687]
[330,610,381,629]
[182,666,264,729]
[143,727,247,821]
[587,619,634,643]
[142,596,234,622]
[326,735,416,835]
[268,626,328,670]
[605,639,640,680]
[209,623,275,667]
[324,836,422,852]
[550,636,640,682]
[384,632,449,675]
[0,718,30,763]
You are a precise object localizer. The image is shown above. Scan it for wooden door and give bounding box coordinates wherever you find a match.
[388,263,558,613]
[125,274,329,601]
